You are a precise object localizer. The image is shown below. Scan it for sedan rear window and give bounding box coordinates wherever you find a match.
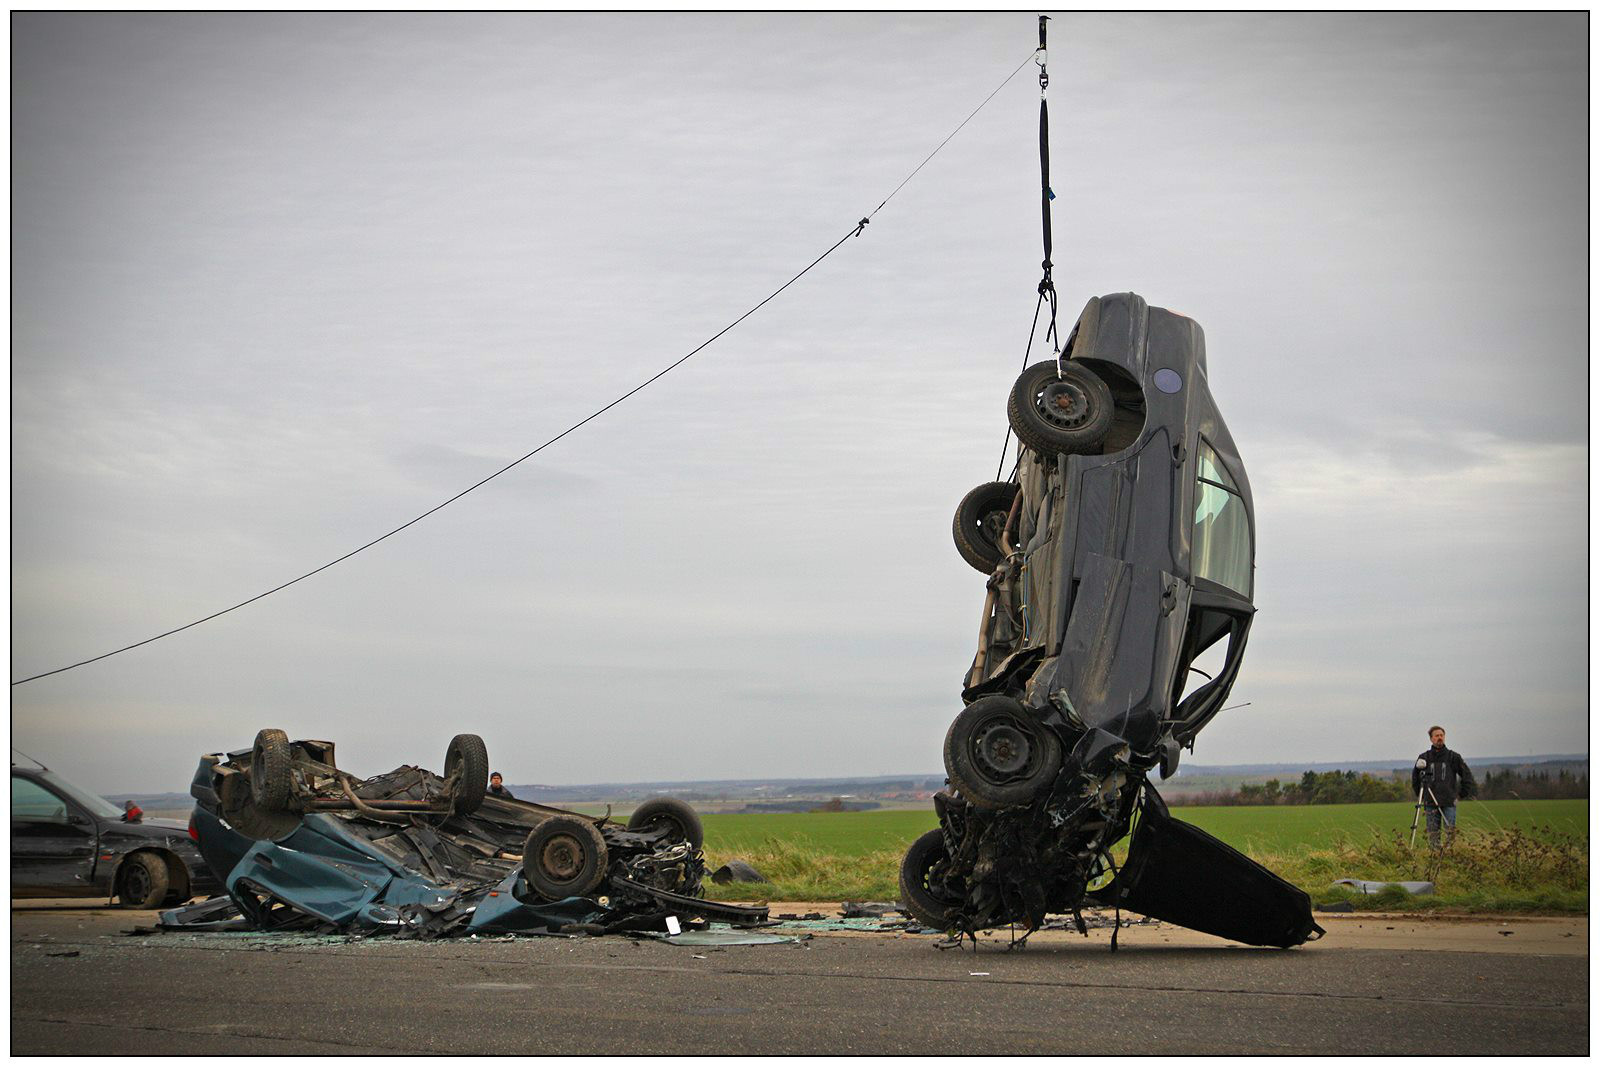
[1194,443,1252,596]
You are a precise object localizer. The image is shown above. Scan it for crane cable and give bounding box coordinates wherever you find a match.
[12,43,1043,688]
[996,14,1059,478]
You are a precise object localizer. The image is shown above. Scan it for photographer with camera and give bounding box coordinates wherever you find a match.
[1412,726,1475,849]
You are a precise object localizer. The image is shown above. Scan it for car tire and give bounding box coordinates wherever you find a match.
[943,695,1063,810]
[116,851,171,909]
[952,481,1020,573]
[444,734,490,815]
[523,816,609,899]
[626,797,705,850]
[1007,360,1114,456]
[899,829,963,930]
[250,729,293,811]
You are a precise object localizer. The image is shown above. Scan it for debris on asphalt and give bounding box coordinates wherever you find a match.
[840,901,903,919]
[640,929,808,947]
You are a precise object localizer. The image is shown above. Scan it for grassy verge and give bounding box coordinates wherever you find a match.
[704,824,1588,915]
[1281,826,1588,913]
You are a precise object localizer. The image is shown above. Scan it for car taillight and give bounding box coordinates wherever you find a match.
[188,814,200,841]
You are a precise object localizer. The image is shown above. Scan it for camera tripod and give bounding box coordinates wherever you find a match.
[1408,781,1446,848]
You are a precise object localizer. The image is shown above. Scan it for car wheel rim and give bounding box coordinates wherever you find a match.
[971,715,1045,785]
[125,866,150,901]
[541,836,583,882]
[1037,380,1089,429]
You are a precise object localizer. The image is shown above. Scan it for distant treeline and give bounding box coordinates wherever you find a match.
[1174,768,1589,806]
[1478,768,1589,800]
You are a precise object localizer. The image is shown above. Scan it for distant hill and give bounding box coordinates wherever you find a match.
[1169,755,1587,777]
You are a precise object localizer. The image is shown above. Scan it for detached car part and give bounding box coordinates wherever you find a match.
[908,293,1321,948]
[185,733,765,938]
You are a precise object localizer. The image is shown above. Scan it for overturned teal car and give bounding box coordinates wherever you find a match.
[172,731,765,937]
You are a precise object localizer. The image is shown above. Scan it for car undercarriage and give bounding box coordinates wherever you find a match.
[179,732,767,938]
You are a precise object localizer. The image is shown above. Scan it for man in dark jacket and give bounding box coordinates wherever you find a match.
[488,772,514,800]
[1412,726,1475,848]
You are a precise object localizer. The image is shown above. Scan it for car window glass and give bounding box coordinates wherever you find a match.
[12,777,69,823]
[1193,442,1251,596]
[37,771,122,819]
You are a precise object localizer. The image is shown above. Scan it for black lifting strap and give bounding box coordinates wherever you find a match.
[1035,15,1059,352]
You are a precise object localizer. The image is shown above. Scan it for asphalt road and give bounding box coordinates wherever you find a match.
[11,903,1588,1055]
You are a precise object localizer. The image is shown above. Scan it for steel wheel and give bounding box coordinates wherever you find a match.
[943,696,1063,809]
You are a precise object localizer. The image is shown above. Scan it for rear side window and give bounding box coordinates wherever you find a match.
[1193,443,1252,596]
[12,777,69,822]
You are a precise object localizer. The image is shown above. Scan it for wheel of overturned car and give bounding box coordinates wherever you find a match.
[626,796,705,850]
[523,816,609,899]
[943,695,1063,810]
[899,829,965,930]
[444,733,489,815]
[952,481,1020,573]
[250,729,293,811]
[1007,360,1114,457]
[116,851,171,910]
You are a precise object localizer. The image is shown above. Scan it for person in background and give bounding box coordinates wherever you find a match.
[1412,726,1474,849]
[488,772,514,800]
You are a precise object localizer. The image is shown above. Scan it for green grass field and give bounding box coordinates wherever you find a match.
[699,799,1588,913]
[701,799,1584,857]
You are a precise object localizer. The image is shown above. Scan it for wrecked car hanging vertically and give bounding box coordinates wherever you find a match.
[898,19,1319,949]
[900,293,1322,947]
[901,295,1320,949]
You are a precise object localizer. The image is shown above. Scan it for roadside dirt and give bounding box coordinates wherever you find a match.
[13,899,1587,956]
[738,900,1589,955]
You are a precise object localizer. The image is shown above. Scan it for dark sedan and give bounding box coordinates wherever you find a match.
[904,293,1320,948]
[12,762,221,908]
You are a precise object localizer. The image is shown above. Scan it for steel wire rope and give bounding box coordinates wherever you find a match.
[13,46,1042,688]
[995,289,1046,481]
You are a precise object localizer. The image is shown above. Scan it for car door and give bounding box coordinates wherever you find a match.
[12,774,99,895]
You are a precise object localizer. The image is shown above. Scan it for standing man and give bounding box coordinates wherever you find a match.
[488,772,515,800]
[1412,726,1475,849]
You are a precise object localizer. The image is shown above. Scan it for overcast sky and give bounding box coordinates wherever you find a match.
[11,12,1588,793]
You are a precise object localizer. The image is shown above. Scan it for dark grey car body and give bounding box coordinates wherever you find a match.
[11,765,220,905]
[971,292,1255,765]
